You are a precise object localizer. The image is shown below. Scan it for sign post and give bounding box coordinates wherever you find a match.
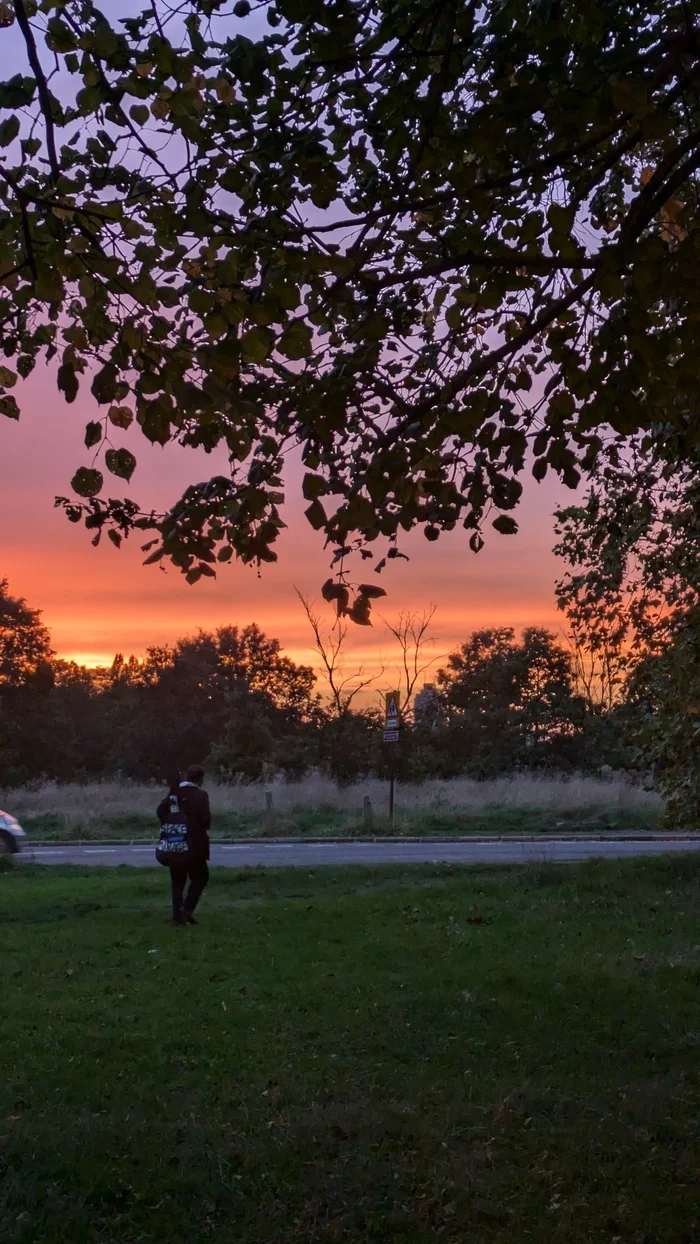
[384,691,401,826]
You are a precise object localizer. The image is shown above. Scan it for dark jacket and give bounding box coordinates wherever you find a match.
[157,783,211,860]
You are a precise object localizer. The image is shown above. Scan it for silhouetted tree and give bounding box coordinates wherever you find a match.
[438,627,587,774]
[0,579,53,687]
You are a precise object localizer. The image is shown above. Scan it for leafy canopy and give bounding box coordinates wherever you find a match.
[0,576,53,685]
[554,448,700,823]
[2,0,700,586]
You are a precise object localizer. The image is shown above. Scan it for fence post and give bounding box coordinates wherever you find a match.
[363,795,374,832]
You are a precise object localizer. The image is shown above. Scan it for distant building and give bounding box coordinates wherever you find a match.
[414,682,441,727]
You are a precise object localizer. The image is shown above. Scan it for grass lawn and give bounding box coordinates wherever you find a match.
[2,856,699,1243]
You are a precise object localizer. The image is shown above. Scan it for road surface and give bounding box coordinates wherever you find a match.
[23,838,700,868]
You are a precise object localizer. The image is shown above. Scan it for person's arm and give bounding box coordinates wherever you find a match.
[156,796,170,822]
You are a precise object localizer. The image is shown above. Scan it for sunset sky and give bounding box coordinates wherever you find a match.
[2,361,575,682]
[0,12,578,689]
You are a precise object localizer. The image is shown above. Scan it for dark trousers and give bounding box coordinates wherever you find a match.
[170,858,209,920]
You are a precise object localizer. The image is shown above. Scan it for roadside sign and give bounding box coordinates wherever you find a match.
[383,692,401,825]
[385,691,401,730]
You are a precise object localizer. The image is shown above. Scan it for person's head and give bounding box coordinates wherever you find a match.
[167,771,181,796]
[185,763,206,787]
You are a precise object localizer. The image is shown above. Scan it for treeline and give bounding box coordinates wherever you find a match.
[0,578,640,787]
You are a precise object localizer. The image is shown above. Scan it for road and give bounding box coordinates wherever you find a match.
[23,837,700,868]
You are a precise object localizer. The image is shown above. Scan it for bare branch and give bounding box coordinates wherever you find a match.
[296,589,385,716]
[382,605,440,715]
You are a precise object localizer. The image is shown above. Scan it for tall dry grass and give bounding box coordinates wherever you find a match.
[0,771,663,828]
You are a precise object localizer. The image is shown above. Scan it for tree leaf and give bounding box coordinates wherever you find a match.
[91,365,118,405]
[0,115,19,148]
[347,595,372,626]
[302,473,326,500]
[549,390,576,418]
[240,327,274,363]
[105,447,136,482]
[321,578,342,602]
[34,267,64,302]
[141,402,171,445]
[0,75,35,108]
[492,515,519,535]
[84,421,102,448]
[71,467,103,497]
[108,405,134,430]
[357,584,387,599]
[0,394,19,420]
[143,548,165,565]
[57,363,79,404]
[278,320,313,360]
[305,499,327,530]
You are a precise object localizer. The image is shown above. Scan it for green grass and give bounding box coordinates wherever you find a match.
[2,856,699,1244]
[23,802,663,841]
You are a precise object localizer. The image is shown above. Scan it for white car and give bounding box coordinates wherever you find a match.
[0,810,25,855]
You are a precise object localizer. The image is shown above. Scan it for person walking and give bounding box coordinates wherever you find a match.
[156,764,211,925]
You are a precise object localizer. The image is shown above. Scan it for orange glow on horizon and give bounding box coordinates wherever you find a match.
[2,367,576,680]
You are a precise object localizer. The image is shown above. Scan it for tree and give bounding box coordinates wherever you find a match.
[561,624,627,715]
[316,707,380,786]
[623,613,700,825]
[554,450,700,659]
[118,624,320,778]
[554,448,700,819]
[438,627,586,772]
[0,578,53,686]
[2,2,699,592]
[209,683,316,782]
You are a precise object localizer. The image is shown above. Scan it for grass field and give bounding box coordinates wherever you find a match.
[2,855,699,1243]
[1,773,664,840]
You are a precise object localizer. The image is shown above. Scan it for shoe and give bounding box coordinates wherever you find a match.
[183,912,199,925]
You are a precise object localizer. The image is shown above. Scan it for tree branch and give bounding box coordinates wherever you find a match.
[383,606,439,713]
[297,589,385,715]
[371,250,598,290]
[14,0,60,182]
